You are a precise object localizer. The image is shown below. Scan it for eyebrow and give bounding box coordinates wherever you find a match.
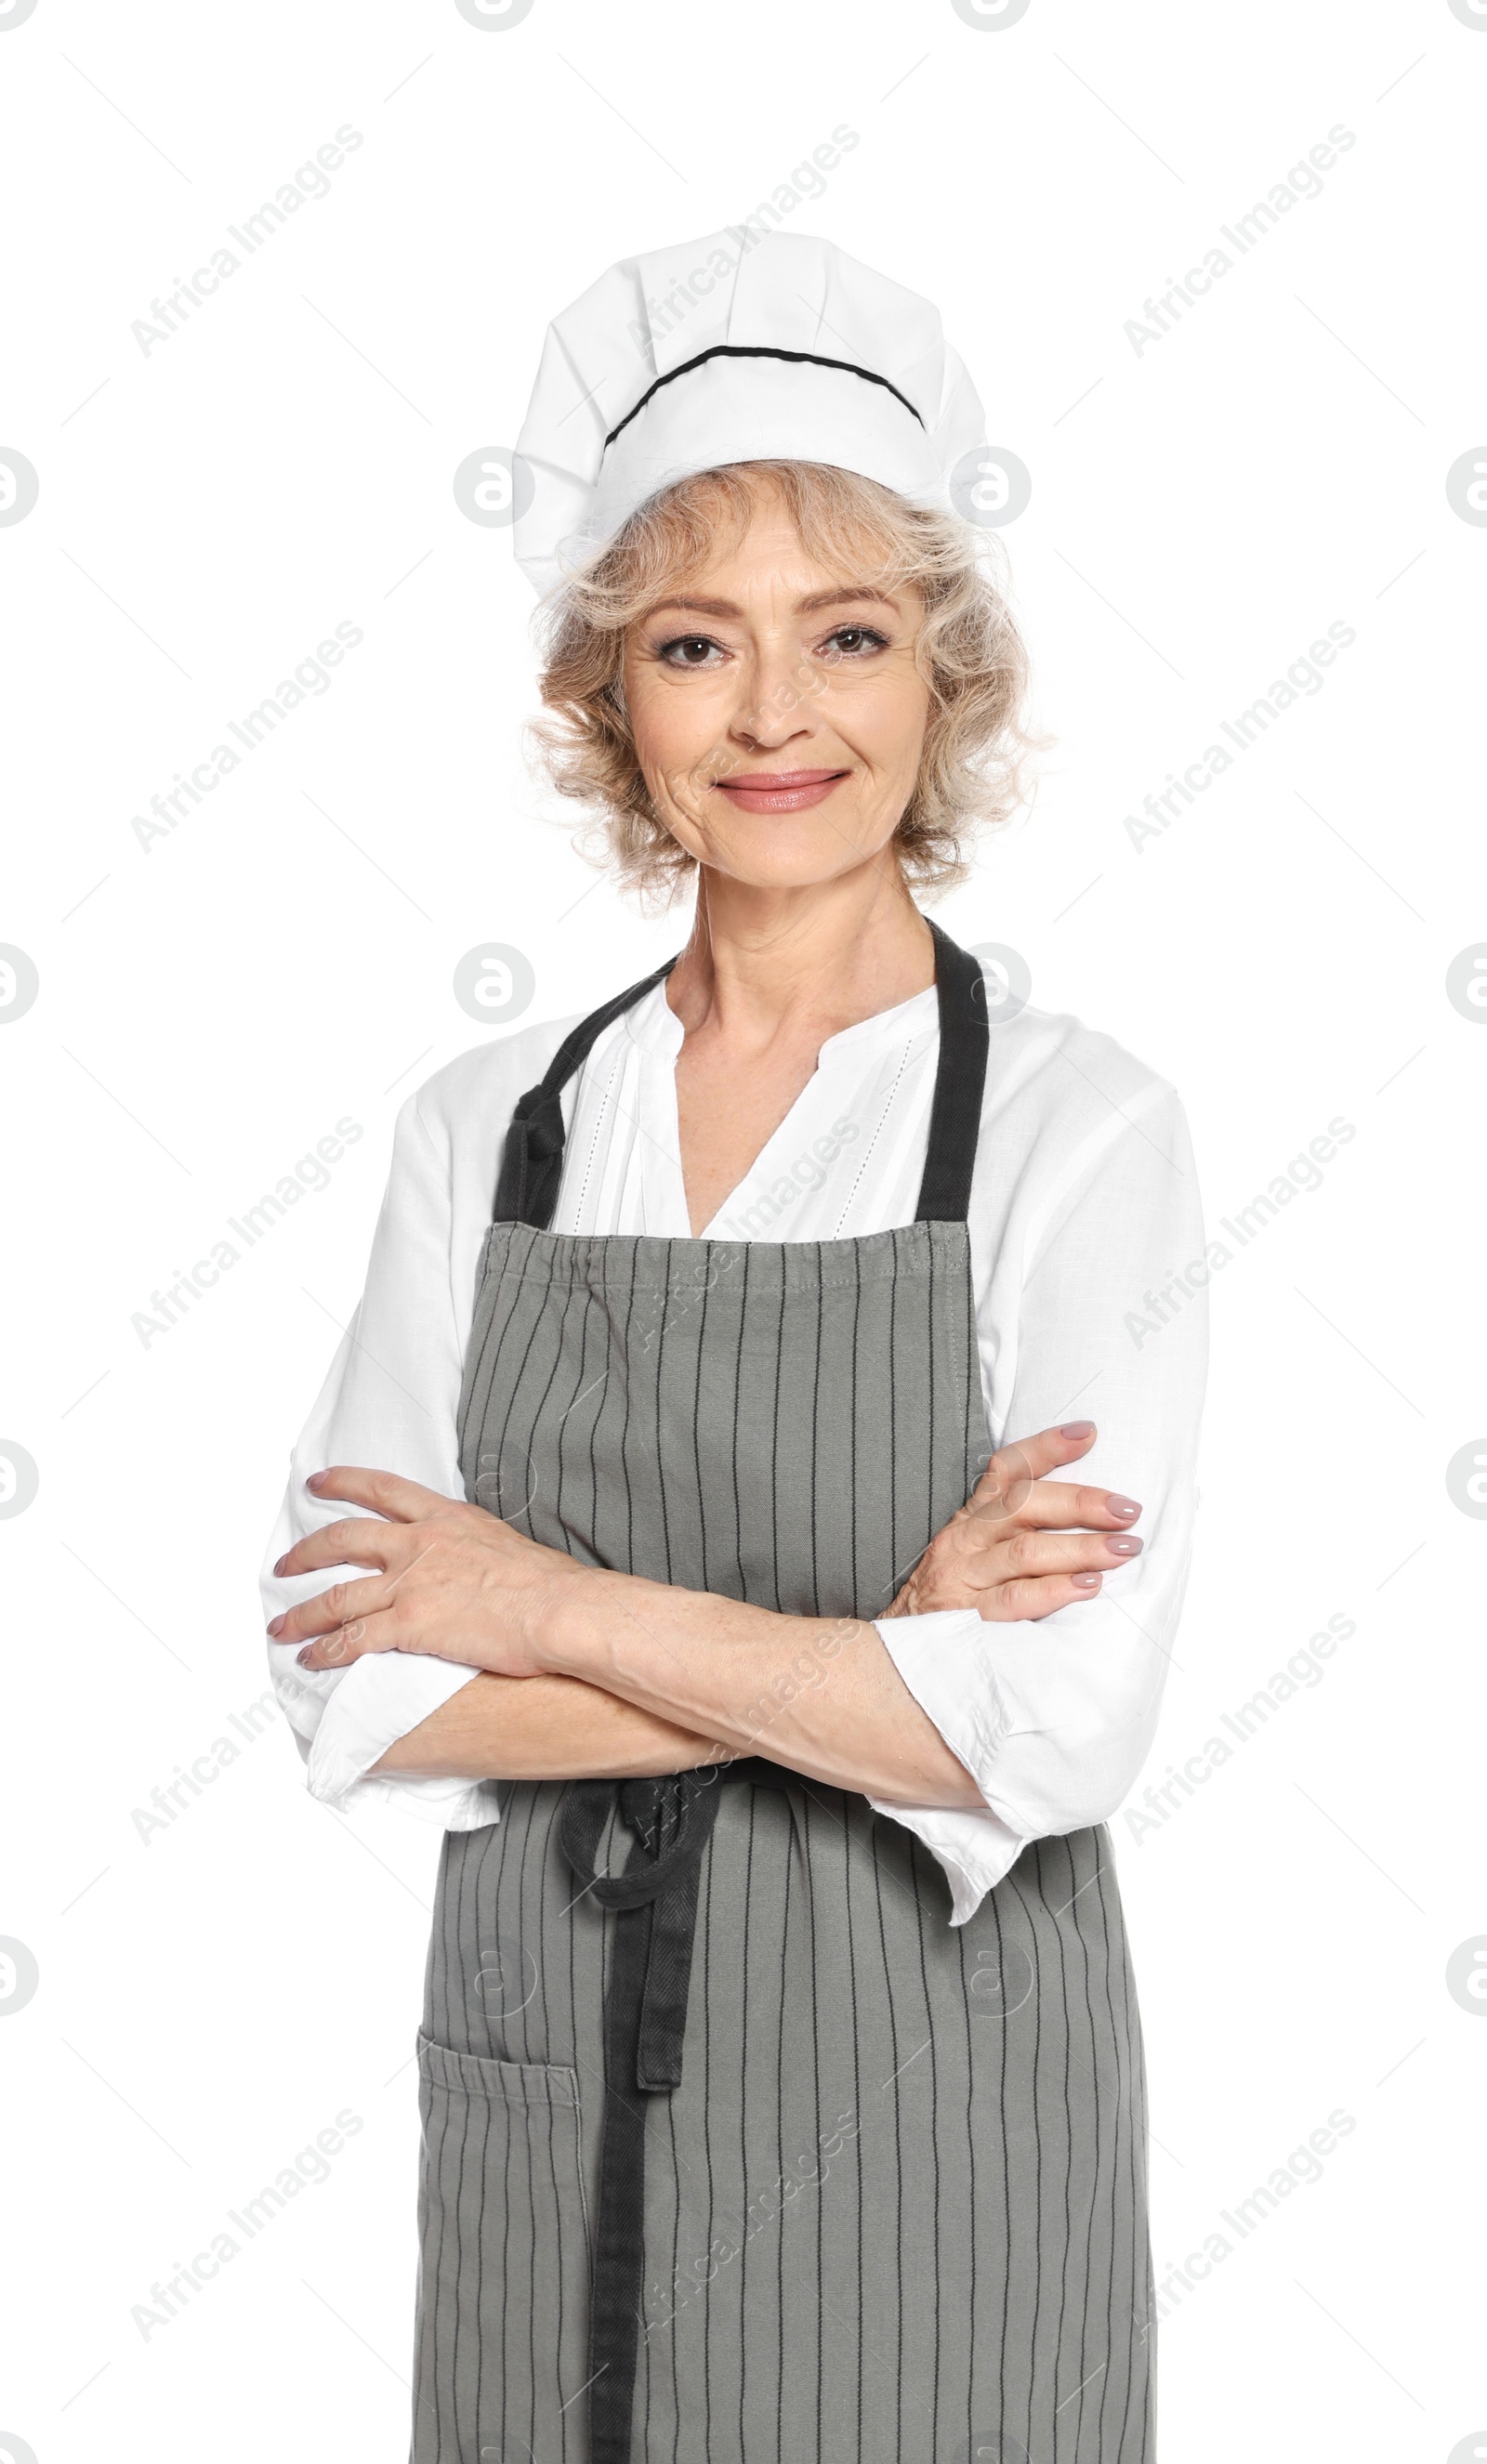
[642,586,900,623]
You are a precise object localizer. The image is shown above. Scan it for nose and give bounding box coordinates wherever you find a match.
[725,638,822,756]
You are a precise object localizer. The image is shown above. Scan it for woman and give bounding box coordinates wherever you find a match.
[262,231,1206,2464]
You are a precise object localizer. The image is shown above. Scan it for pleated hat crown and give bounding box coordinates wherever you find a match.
[512,228,988,596]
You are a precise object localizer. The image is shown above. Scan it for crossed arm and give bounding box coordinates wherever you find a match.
[268,1422,1143,1809]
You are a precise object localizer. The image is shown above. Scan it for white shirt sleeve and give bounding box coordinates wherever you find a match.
[259,1084,496,1828]
[867,1072,1207,1925]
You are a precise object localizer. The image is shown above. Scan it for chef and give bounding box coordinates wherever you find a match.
[262,228,1206,2464]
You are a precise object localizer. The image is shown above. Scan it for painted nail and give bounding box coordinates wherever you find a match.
[296,1646,315,1668]
[1072,1572,1100,1590]
[1108,1495,1140,1518]
[272,1555,288,1577]
[1108,1536,1143,1557]
[1059,1421,1096,1439]
[267,1614,286,1637]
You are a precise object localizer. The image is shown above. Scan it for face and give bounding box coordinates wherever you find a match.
[621,483,931,891]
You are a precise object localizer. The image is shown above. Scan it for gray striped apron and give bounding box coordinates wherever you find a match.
[412,923,1155,2464]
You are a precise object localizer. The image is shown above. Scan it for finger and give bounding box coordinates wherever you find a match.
[967,1422,1099,1521]
[965,1479,1142,1536]
[268,1572,395,1646]
[282,1608,403,1673]
[274,1516,400,1580]
[981,1570,1106,1621]
[304,1465,455,1522]
[990,1528,1142,1581]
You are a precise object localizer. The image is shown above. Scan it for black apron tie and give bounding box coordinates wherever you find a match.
[557,1761,797,2462]
[559,1767,728,2090]
[495,1084,571,1231]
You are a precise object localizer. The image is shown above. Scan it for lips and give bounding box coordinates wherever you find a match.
[713,768,849,814]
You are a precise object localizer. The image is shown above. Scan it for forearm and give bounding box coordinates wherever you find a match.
[371,1670,729,1782]
[542,1572,984,1808]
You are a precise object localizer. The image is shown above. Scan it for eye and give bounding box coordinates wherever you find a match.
[816,624,890,661]
[657,634,727,669]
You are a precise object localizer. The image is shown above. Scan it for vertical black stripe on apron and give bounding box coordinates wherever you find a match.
[605,1248,642,1581]
[550,1256,596,1557]
[913,1830,945,2454]
[768,1257,785,1615]
[651,1238,677,1590]
[729,1243,750,1603]
[1068,1834,1102,2456]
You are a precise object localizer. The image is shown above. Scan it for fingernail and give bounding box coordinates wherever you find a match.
[305,1471,325,1491]
[1059,1421,1095,1438]
[267,1614,286,1637]
[1108,1536,1143,1557]
[296,1646,315,1668]
[1109,1495,1140,1518]
[1072,1572,1100,1589]
[272,1555,288,1577]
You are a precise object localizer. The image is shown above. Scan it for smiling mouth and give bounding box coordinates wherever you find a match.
[712,768,850,813]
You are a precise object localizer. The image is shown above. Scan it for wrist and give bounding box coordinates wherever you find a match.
[533,1560,626,1679]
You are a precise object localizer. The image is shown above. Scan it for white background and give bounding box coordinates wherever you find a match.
[1,1,1482,2457]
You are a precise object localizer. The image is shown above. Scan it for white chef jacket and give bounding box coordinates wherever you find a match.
[261,979,1207,1925]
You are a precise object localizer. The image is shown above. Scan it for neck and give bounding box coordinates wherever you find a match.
[665,856,935,1049]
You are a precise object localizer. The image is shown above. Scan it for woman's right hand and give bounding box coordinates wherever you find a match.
[883,1422,1143,1622]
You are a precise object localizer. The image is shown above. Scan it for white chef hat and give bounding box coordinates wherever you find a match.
[512,227,988,596]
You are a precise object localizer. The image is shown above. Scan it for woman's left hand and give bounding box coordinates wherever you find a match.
[267,1467,587,1676]
[883,1422,1143,1622]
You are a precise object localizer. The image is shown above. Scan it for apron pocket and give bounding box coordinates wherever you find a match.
[413,2032,592,2464]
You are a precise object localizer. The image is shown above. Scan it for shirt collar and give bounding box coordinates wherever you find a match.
[622,977,938,1063]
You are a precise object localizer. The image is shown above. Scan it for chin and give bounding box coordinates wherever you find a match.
[687,811,900,889]
[704,848,883,893]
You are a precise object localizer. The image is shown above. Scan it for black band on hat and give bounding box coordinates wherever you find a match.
[602,344,926,452]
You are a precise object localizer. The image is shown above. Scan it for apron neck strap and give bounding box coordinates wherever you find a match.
[915,920,990,1225]
[492,954,678,1228]
[493,918,988,1231]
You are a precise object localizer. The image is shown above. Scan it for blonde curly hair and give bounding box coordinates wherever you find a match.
[530,459,1043,907]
